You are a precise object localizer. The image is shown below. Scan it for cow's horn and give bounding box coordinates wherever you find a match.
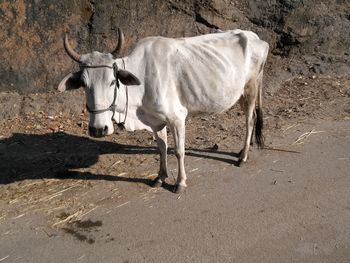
[111,28,125,57]
[64,34,82,63]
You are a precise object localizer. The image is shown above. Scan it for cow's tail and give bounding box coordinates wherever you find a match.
[255,73,264,149]
[255,41,268,150]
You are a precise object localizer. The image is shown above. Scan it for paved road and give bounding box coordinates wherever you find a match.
[1,120,350,262]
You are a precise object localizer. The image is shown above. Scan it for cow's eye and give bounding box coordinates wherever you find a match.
[110,80,116,87]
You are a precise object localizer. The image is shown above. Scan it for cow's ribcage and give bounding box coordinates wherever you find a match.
[174,42,248,114]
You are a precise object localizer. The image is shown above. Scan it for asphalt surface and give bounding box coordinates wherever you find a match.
[1,120,349,263]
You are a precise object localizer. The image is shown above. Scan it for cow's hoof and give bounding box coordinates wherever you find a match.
[173,184,186,194]
[152,179,162,188]
[237,159,245,167]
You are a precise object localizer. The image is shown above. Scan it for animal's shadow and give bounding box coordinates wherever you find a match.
[0,132,241,191]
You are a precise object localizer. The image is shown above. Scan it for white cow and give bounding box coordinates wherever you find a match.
[58,28,269,193]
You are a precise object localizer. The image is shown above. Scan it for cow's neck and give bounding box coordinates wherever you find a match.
[112,57,144,127]
[112,57,129,113]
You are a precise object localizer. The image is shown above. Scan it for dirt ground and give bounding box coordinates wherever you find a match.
[0,74,349,262]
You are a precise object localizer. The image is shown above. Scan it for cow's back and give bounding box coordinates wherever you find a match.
[130,30,268,115]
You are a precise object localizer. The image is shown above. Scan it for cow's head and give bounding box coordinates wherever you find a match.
[58,29,140,138]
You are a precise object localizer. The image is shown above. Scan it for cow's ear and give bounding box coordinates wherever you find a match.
[117,69,141,86]
[58,71,83,92]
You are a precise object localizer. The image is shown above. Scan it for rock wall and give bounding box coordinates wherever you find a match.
[0,0,349,121]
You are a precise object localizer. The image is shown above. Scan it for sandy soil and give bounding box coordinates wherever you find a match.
[0,75,349,262]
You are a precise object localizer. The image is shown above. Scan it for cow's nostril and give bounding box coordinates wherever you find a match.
[103,126,108,135]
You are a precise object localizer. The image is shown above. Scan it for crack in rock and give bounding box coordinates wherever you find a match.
[195,13,219,29]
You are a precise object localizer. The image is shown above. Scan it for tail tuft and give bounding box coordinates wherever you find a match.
[255,108,264,149]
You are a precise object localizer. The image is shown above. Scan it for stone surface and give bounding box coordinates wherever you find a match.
[0,0,349,121]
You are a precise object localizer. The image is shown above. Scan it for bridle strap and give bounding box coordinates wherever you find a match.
[118,58,128,128]
[81,65,113,69]
[84,59,128,129]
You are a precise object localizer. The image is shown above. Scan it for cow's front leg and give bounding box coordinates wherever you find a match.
[152,126,168,188]
[169,117,187,194]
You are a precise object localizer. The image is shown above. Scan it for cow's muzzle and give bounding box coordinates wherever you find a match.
[89,126,108,138]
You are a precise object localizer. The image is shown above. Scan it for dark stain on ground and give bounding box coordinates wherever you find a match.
[63,228,95,244]
[62,219,103,244]
[74,219,103,230]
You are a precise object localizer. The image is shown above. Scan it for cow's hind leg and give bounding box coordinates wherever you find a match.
[238,82,258,166]
[168,115,187,194]
[152,126,168,188]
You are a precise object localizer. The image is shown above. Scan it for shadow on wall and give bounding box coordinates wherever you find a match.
[0,132,241,187]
